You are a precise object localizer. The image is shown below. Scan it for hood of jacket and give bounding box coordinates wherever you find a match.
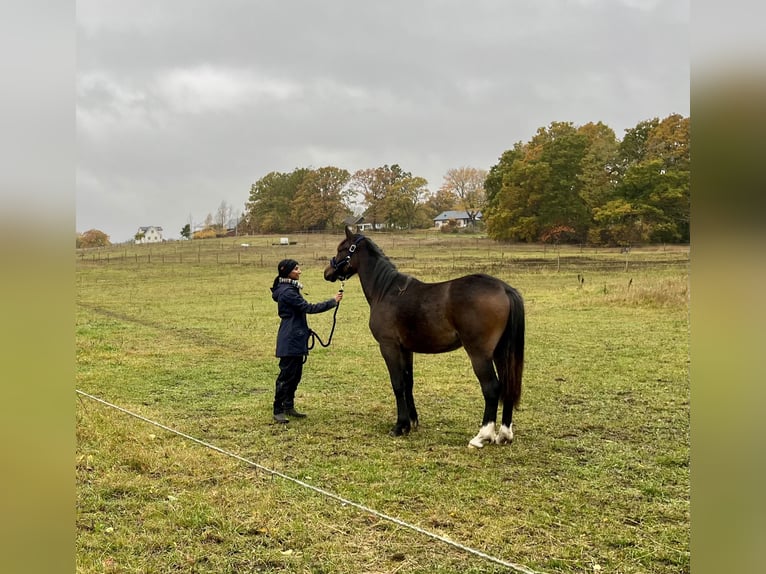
[271,280,297,302]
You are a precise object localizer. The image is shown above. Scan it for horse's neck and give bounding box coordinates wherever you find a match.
[357,250,402,304]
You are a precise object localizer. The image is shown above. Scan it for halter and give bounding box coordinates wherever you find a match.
[329,234,364,280]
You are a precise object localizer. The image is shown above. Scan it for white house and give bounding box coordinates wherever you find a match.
[433,211,482,228]
[344,215,387,232]
[135,226,164,244]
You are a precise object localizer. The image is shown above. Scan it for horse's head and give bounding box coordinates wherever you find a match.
[324,226,364,282]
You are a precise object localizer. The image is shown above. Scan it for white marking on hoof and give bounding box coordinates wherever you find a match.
[468,422,496,449]
[494,423,514,445]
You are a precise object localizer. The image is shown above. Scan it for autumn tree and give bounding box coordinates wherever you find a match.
[242,168,310,233]
[485,157,551,241]
[485,122,590,242]
[590,114,690,244]
[290,166,352,231]
[348,168,387,229]
[439,166,487,227]
[348,164,418,228]
[384,174,430,229]
[76,229,110,248]
[615,118,660,175]
[484,144,524,205]
[423,186,459,220]
[577,122,620,212]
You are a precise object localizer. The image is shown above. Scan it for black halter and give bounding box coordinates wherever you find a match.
[330,234,364,280]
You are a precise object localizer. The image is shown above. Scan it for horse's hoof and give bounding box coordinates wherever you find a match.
[389,425,410,437]
[494,424,514,445]
[468,422,496,449]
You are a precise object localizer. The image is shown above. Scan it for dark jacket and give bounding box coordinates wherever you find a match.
[271,281,337,357]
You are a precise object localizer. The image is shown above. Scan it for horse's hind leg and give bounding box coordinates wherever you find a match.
[495,402,514,445]
[468,355,500,448]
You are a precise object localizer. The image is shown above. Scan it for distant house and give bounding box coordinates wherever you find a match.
[433,211,482,228]
[343,215,385,232]
[135,226,164,244]
[344,215,366,232]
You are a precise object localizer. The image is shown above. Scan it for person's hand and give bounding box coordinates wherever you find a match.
[334,291,344,303]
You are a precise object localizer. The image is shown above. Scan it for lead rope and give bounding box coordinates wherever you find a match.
[306,281,344,362]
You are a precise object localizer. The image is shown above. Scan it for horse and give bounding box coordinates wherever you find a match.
[324,227,525,448]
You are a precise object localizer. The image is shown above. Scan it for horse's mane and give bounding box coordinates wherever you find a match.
[363,236,397,269]
[361,236,405,295]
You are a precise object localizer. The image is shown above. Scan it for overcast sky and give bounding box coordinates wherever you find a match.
[76,0,690,242]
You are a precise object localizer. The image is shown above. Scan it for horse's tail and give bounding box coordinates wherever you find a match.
[495,286,525,408]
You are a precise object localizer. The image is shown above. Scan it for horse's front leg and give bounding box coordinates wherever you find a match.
[380,343,412,436]
[402,348,418,430]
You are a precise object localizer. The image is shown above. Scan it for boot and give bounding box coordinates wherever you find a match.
[273,413,289,424]
[285,408,306,418]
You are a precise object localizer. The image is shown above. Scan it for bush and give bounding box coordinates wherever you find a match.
[77,229,111,248]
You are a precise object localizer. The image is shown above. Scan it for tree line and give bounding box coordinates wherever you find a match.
[236,113,688,245]
[485,114,689,245]
[77,113,689,248]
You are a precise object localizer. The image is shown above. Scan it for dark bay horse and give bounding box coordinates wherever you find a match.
[324,227,525,448]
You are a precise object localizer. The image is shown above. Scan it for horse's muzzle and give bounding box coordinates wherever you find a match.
[323,264,341,282]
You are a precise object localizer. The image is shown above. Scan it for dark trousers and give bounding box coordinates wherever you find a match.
[273,356,304,414]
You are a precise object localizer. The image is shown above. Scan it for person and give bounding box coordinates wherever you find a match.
[270,258,343,423]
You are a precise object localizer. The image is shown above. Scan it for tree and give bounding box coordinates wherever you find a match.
[349,168,387,229]
[290,166,352,231]
[590,115,690,245]
[439,167,487,227]
[577,122,620,211]
[77,229,110,248]
[349,164,415,228]
[243,168,309,233]
[215,200,232,231]
[180,223,191,240]
[485,122,590,242]
[591,198,651,246]
[645,113,690,170]
[485,158,550,241]
[423,186,459,220]
[615,118,661,176]
[485,144,524,205]
[384,175,429,229]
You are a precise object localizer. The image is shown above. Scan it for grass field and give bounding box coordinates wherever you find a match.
[76,232,690,573]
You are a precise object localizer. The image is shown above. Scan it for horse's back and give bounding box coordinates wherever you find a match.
[446,273,513,305]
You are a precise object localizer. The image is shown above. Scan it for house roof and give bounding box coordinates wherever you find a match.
[433,211,482,221]
[344,215,365,225]
[138,226,163,232]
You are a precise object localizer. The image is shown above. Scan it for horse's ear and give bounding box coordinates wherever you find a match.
[345,226,354,240]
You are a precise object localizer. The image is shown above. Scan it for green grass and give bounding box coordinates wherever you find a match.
[77,233,689,573]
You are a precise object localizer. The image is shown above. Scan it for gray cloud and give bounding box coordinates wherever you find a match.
[76,0,689,242]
